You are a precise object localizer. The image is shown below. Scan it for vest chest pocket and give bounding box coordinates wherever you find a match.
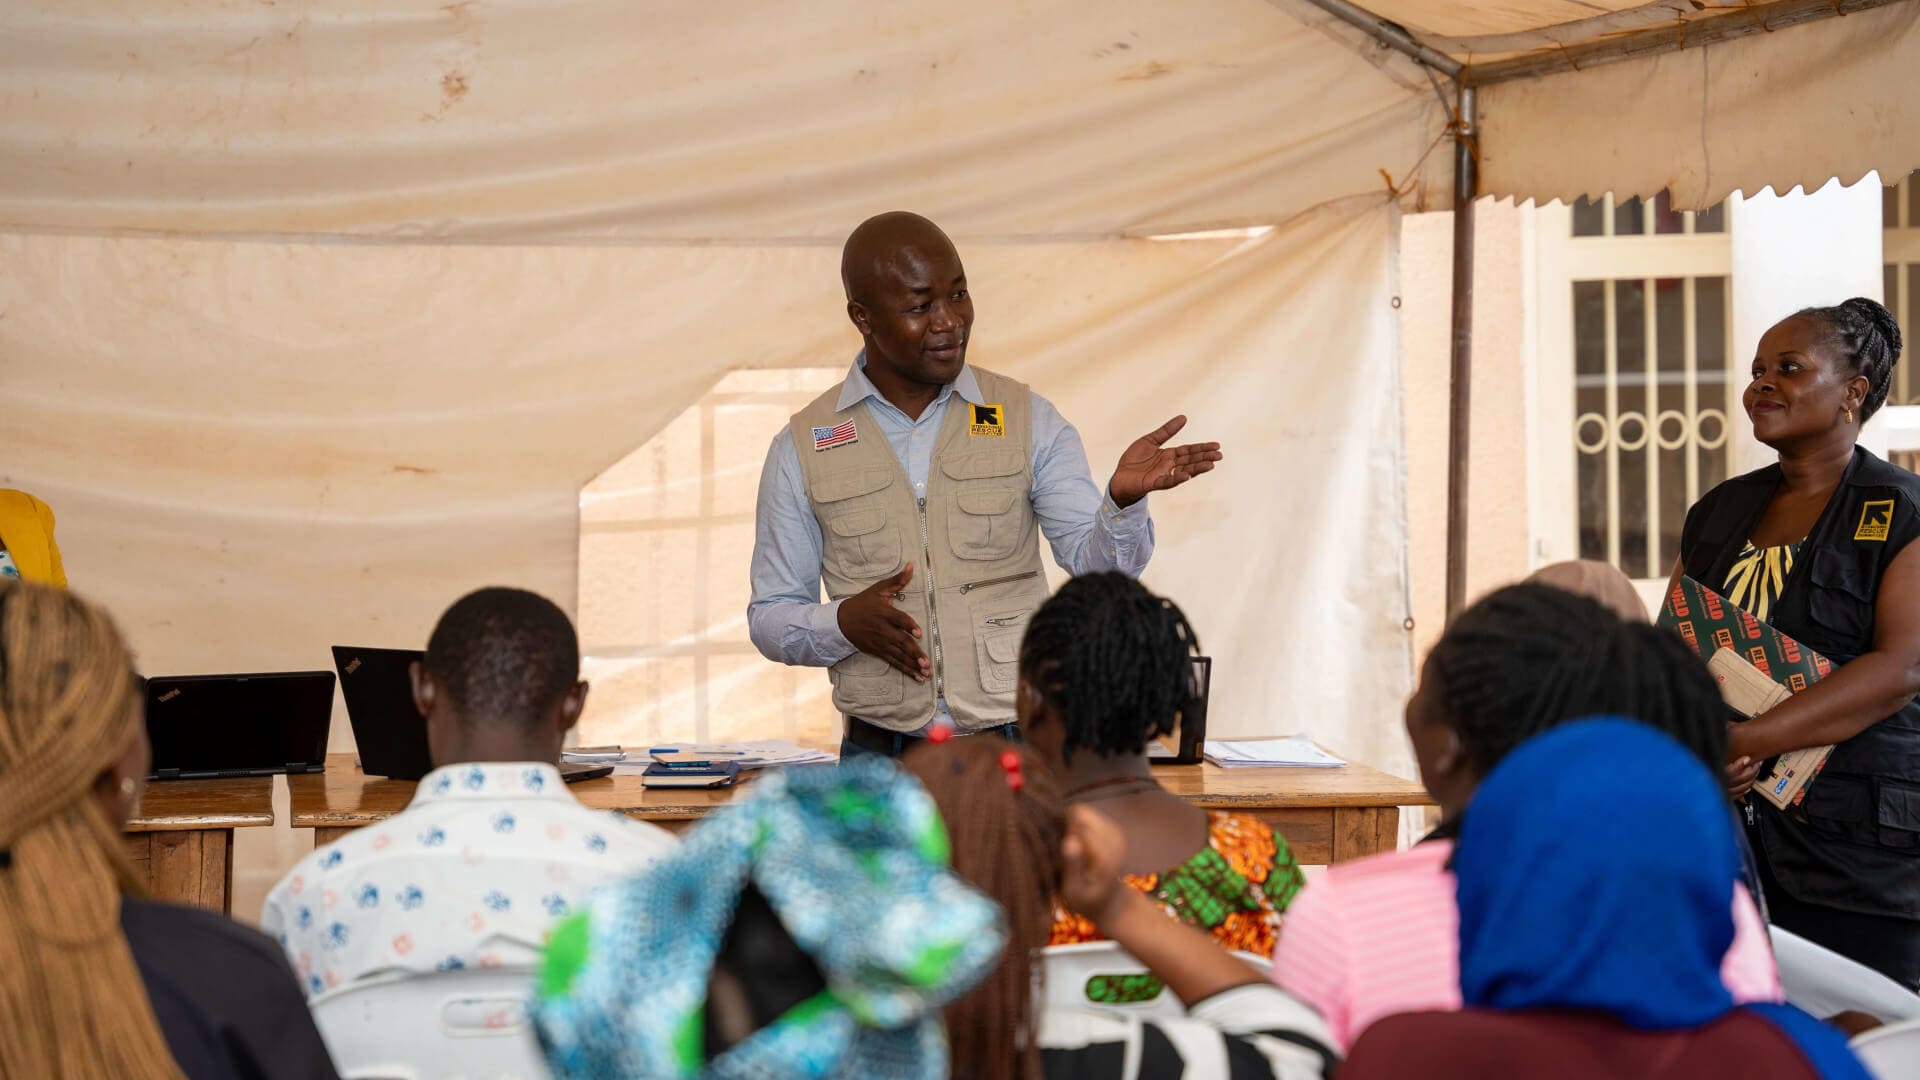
[943,449,1028,562]
[814,466,902,580]
[1804,548,1875,647]
[828,508,902,580]
[949,490,1028,562]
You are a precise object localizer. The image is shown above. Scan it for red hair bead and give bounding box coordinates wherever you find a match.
[999,749,1025,792]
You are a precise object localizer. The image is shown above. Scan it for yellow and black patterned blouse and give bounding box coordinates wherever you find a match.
[1723,540,1800,624]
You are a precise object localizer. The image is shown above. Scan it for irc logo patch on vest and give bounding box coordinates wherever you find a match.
[1855,499,1894,542]
[969,403,1005,438]
[812,419,858,452]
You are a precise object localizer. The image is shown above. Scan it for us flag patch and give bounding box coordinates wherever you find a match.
[812,419,858,451]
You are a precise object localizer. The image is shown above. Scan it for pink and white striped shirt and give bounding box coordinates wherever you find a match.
[1271,840,1783,1049]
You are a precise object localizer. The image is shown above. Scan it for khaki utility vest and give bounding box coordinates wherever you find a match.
[789,366,1048,732]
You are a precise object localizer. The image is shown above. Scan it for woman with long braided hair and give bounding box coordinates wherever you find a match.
[1675,297,1920,987]
[904,736,1336,1080]
[1271,582,1784,1049]
[0,581,337,1080]
[1015,572,1303,962]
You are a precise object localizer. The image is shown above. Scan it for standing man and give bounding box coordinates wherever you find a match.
[749,211,1222,758]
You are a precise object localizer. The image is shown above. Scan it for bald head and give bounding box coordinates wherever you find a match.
[841,212,961,305]
[840,212,974,392]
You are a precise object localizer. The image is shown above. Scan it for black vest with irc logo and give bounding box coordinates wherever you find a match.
[1681,447,1920,921]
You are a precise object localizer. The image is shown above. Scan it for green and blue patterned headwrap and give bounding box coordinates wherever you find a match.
[531,757,1006,1079]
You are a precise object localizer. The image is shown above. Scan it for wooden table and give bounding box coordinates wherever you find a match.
[292,753,1431,864]
[124,776,275,913]
[1151,760,1433,864]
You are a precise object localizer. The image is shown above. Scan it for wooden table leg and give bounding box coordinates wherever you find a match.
[123,829,233,913]
[314,826,357,848]
[1330,806,1401,863]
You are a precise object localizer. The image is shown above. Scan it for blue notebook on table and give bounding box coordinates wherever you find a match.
[640,760,739,788]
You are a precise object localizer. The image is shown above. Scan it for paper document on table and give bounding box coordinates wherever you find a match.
[565,740,834,771]
[1203,737,1346,768]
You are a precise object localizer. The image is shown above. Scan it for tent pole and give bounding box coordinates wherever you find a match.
[1296,0,1464,77]
[1445,85,1477,620]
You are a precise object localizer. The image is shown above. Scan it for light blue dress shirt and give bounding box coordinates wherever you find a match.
[749,356,1154,707]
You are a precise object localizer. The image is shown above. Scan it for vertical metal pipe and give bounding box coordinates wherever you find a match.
[1444,86,1478,619]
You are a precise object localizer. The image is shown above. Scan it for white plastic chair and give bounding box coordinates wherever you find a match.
[1851,1015,1920,1079]
[310,968,553,1080]
[1041,941,1273,1020]
[1771,926,1920,1024]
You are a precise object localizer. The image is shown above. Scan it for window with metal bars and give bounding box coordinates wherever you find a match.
[1566,193,1731,579]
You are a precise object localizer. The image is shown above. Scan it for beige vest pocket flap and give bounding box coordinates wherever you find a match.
[984,632,1022,664]
[941,448,1025,481]
[814,465,895,503]
[955,490,1017,516]
[830,508,888,537]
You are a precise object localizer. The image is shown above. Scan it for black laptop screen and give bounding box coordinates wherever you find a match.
[144,671,335,779]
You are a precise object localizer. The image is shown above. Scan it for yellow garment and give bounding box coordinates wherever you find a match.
[1723,540,1797,625]
[0,489,67,587]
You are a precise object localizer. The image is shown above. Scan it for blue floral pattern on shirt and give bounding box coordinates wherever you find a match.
[261,761,676,1001]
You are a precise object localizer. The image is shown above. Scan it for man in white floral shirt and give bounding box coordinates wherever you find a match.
[263,587,674,1000]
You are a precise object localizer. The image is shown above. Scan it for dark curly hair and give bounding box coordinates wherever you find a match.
[1017,572,1200,760]
[1794,296,1904,422]
[423,586,578,729]
[1425,583,1726,777]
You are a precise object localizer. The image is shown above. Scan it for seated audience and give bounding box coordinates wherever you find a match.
[1527,559,1774,916]
[0,487,66,586]
[1341,720,1869,1080]
[0,581,337,1079]
[1272,583,1782,1048]
[532,755,1004,1079]
[264,586,673,996]
[906,737,1337,1080]
[1525,558,1648,620]
[1023,573,1303,958]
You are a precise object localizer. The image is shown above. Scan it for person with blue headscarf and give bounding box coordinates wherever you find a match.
[1341,719,1871,1080]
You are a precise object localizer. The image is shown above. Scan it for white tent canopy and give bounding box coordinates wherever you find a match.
[2,0,1915,778]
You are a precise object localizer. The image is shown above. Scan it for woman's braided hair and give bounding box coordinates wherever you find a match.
[1017,572,1201,759]
[1425,583,1727,777]
[0,581,187,1079]
[1794,296,1905,422]
[903,737,1063,1080]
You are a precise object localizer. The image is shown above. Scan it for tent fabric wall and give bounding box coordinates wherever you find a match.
[0,200,1415,778]
[0,0,1443,240]
[1477,2,1920,210]
[8,1,1909,909]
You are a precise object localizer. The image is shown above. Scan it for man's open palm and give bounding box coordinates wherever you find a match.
[1108,415,1223,508]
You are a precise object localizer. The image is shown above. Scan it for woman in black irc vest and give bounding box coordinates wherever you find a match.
[1677,297,1920,987]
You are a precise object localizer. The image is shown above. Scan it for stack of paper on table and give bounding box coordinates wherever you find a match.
[563,740,835,772]
[1202,737,1346,768]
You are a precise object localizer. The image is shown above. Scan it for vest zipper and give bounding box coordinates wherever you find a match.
[917,497,945,702]
[959,570,1041,594]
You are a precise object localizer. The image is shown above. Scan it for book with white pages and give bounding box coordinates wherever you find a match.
[1202,737,1346,769]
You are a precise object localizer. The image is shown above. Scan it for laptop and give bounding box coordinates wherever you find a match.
[333,646,434,781]
[332,645,613,784]
[144,670,336,781]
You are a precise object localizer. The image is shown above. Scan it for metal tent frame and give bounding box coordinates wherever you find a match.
[1302,0,1910,618]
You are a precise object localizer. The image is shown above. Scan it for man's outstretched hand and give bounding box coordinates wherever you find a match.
[1107,415,1223,508]
[836,563,931,681]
